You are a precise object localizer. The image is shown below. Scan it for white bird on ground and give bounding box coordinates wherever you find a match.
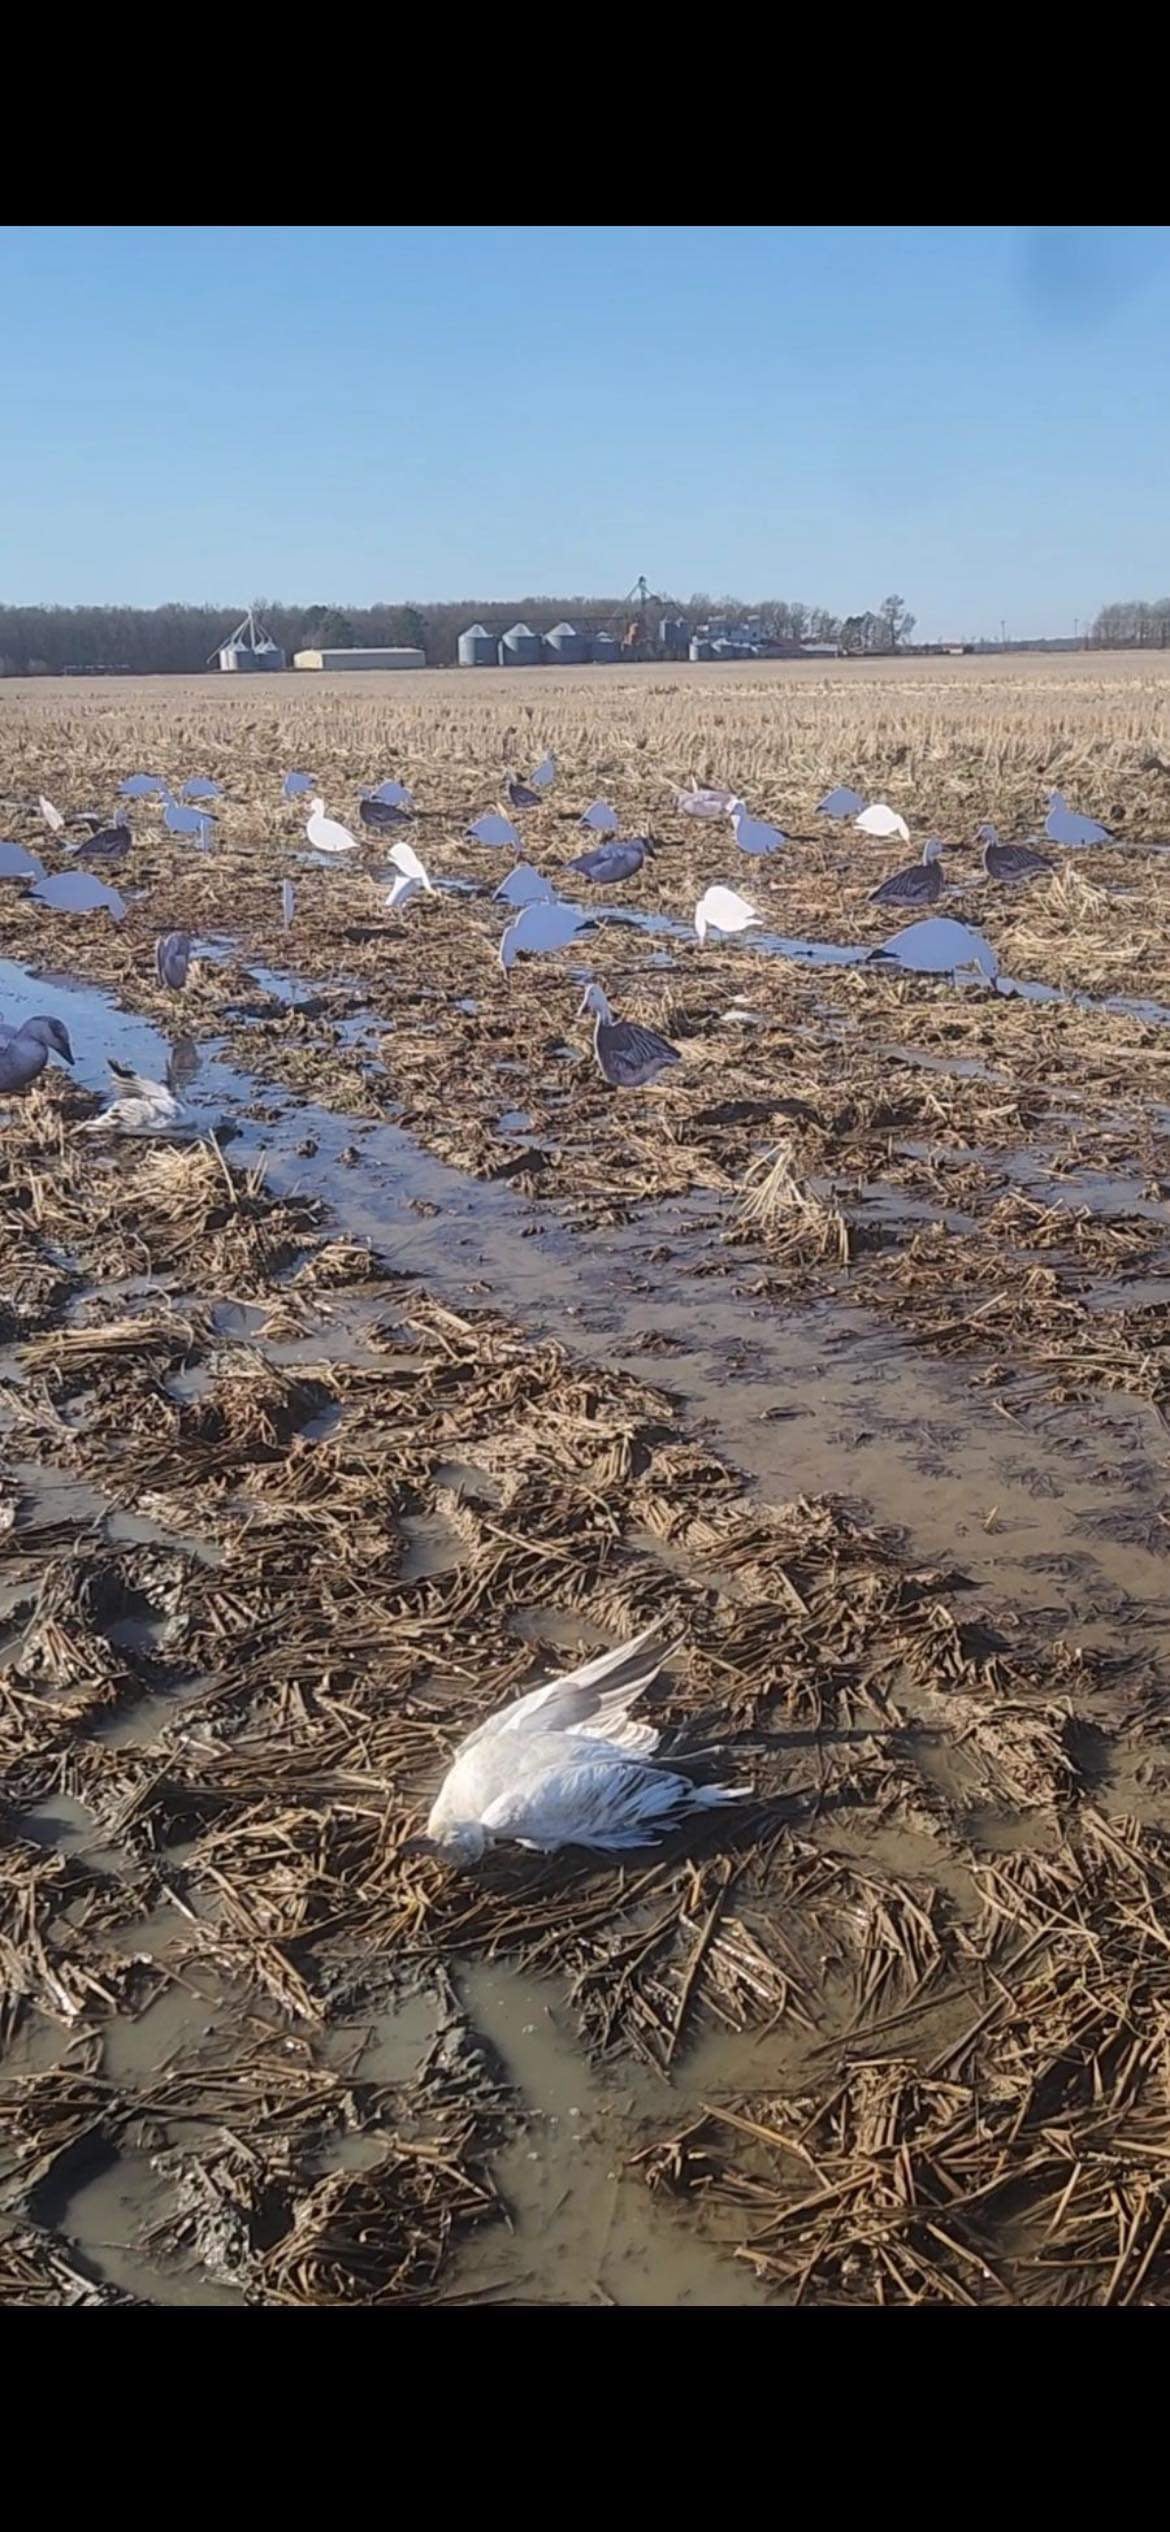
[385,838,436,915]
[39,795,65,834]
[871,915,1000,986]
[468,809,522,851]
[695,885,761,944]
[579,800,619,834]
[817,785,867,818]
[306,797,360,856]
[728,799,786,855]
[677,780,737,817]
[499,898,590,973]
[530,754,556,790]
[80,1059,208,1137]
[418,1625,748,1861]
[495,864,554,908]
[1044,789,1112,847]
[856,802,911,842]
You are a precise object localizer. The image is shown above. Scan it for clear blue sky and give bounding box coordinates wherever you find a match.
[3,225,1168,638]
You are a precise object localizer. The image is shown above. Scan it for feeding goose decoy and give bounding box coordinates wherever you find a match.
[468,809,522,851]
[65,812,131,861]
[505,774,543,812]
[977,825,1053,885]
[817,785,867,817]
[282,771,315,800]
[155,930,192,991]
[369,779,414,810]
[677,781,736,817]
[695,885,760,943]
[500,898,590,973]
[578,799,620,835]
[180,778,222,802]
[81,1059,207,1138]
[856,801,911,842]
[360,794,414,831]
[1044,789,1111,847]
[495,863,554,908]
[728,799,786,855]
[306,797,360,855]
[871,915,1000,986]
[385,838,436,915]
[118,773,163,799]
[0,1016,74,1097]
[868,839,945,908]
[578,981,681,1089]
[0,840,44,881]
[414,1624,748,1862]
[568,836,652,885]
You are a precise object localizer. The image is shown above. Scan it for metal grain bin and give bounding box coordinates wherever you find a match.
[659,617,687,658]
[543,620,588,664]
[689,638,714,662]
[499,621,543,668]
[458,622,497,667]
[590,631,620,663]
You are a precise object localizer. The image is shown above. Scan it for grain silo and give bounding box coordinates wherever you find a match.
[590,631,620,664]
[689,638,715,663]
[498,621,544,668]
[544,620,588,665]
[213,607,286,672]
[458,622,497,667]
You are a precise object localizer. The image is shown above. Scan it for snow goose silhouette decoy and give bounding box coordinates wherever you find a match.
[530,754,556,792]
[500,898,590,974]
[868,839,944,908]
[0,1016,74,1097]
[1044,789,1112,847]
[468,808,522,851]
[695,885,760,943]
[856,801,911,843]
[370,778,414,810]
[160,788,215,845]
[677,781,736,818]
[155,930,191,992]
[728,799,785,856]
[385,838,436,915]
[118,773,163,799]
[817,785,867,818]
[495,863,554,909]
[306,797,360,855]
[977,825,1053,885]
[870,915,1000,986]
[38,795,65,835]
[578,981,681,1088]
[281,878,296,930]
[416,1624,748,1862]
[282,771,315,800]
[578,799,619,835]
[180,778,222,802]
[569,836,652,885]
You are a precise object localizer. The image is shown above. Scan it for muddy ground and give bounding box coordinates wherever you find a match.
[5,669,1170,2304]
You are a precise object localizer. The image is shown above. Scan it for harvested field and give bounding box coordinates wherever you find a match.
[4,654,1170,2304]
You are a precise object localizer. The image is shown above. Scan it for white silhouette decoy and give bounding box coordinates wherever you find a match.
[817,786,867,817]
[283,771,315,800]
[419,1624,748,1861]
[872,915,999,986]
[868,840,945,908]
[728,799,786,855]
[39,795,65,835]
[118,773,163,798]
[34,870,126,921]
[579,800,619,834]
[695,885,761,943]
[370,778,414,809]
[0,841,44,881]
[1044,789,1112,847]
[385,838,436,915]
[180,778,222,801]
[468,809,522,850]
[306,798,359,855]
[161,788,215,845]
[677,782,736,817]
[856,802,912,842]
[500,898,590,973]
[578,982,681,1088]
[530,754,556,790]
[495,864,554,908]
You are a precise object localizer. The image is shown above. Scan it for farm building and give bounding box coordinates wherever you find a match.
[458,623,497,667]
[214,608,286,672]
[293,647,426,672]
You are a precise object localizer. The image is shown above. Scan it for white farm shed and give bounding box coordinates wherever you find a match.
[293,647,426,671]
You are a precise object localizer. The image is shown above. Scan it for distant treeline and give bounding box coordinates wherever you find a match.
[1092,599,1170,647]
[0,591,911,676]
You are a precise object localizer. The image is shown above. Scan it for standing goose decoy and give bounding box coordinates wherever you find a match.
[500,899,590,973]
[0,1015,74,1097]
[306,797,360,856]
[868,839,945,908]
[577,981,681,1089]
[728,799,786,856]
[1044,789,1112,847]
[160,787,216,843]
[817,785,867,818]
[695,885,760,943]
[155,930,192,991]
[65,812,131,861]
[530,754,556,791]
[568,836,653,885]
[977,825,1053,886]
[856,801,911,843]
[360,794,414,831]
[505,774,543,812]
[416,1624,748,1862]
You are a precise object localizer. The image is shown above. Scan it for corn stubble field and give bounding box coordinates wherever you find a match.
[6,652,1170,2306]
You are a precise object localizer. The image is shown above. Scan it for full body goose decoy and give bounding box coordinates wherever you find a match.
[868,839,944,908]
[568,836,652,885]
[306,798,359,855]
[855,801,911,843]
[155,931,192,991]
[728,799,786,855]
[0,1016,74,1096]
[578,982,681,1088]
[418,1625,748,1862]
[1044,789,1111,847]
[977,825,1054,885]
[505,774,543,812]
[360,794,414,831]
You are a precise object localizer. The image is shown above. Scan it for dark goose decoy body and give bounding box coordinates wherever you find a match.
[505,776,543,811]
[0,1015,74,1095]
[359,794,413,830]
[868,839,945,908]
[155,930,192,991]
[68,815,131,862]
[568,836,652,885]
[978,825,1053,885]
[578,982,681,1089]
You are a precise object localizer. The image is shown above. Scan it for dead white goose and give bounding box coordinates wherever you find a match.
[415,1624,748,1862]
[81,1059,216,1138]
[578,981,681,1088]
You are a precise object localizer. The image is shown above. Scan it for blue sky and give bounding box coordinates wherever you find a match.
[2,225,1168,638]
